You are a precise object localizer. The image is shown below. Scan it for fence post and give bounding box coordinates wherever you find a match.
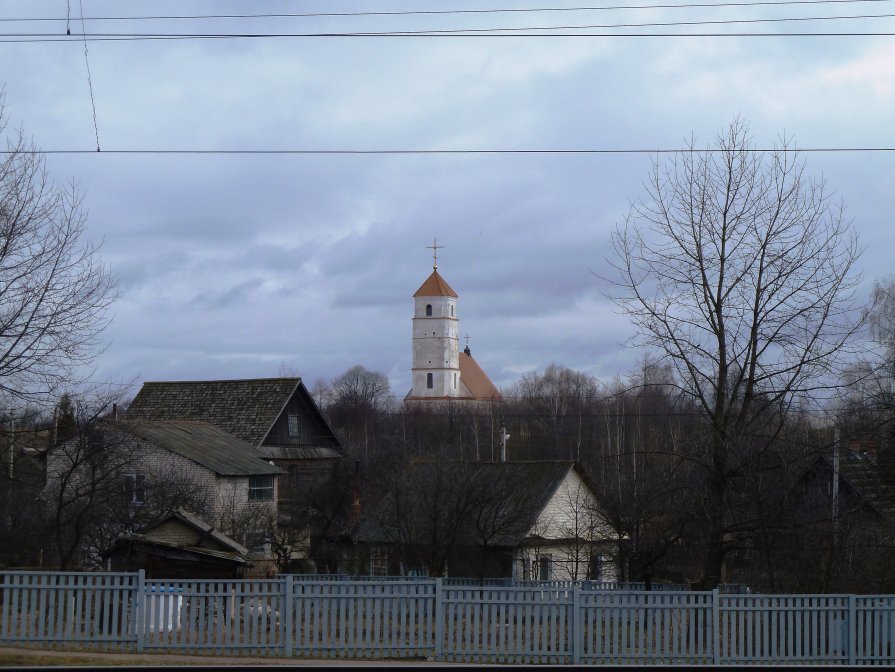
[712,588,721,665]
[847,594,856,665]
[572,584,583,665]
[434,577,444,661]
[134,570,145,653]
[283,575,293,657]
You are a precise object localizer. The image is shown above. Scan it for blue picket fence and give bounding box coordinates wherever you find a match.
[1,571,893,664]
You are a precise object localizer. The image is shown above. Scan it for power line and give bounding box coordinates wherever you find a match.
[1,0,892,22]
[6,147,895,155]
[3,29,894,43]
[1,8,894,40]
[78,0,101,152]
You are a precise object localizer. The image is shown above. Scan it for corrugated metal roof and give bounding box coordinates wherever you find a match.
[121,420,282,477]
[413,270,458,298]
[258,445,343,460]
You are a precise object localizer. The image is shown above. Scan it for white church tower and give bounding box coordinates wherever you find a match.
[407,241,501,402]
[408,244,461,399]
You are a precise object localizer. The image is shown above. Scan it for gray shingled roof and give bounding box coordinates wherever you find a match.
[823,449,895,525]
[126,378,301,447]
[357,461,582,547]
[121,420,282,477]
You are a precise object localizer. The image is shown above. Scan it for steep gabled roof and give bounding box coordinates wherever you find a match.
[357,461,586,547]
[817,450,895,526]
[110,508,250,562]
[413,270,458,298]
[126,377,327,448]
[459,352,501,400]
[120,420,282,477]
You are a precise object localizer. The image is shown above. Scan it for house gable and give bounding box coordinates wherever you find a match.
[140,508,250,556]
[528,466,613,542]
[259,381,342,459]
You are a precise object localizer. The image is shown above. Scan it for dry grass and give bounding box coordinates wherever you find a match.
[0,646,379,667]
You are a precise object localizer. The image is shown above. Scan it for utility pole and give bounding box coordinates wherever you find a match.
[499,426,510,462]
[832,427,840,522]
[7,418,14,479]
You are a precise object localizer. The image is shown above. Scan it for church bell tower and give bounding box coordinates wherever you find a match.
[408,241,462,399]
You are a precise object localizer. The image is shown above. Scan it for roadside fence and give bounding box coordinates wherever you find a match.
[1,571,892,664]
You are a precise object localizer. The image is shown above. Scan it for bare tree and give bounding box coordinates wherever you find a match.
[608,119,863,588]
[328,365,392,462]
[331,365,391,411]
[510,364,598,460]
[0,97,116,403]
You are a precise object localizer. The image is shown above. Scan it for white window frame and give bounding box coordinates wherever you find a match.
[370,547,389,576]
[124,473,146,506]
[287,414,300,438]
[248,475,275,502]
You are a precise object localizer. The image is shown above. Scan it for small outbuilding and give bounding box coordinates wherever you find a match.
[105,508,251,579]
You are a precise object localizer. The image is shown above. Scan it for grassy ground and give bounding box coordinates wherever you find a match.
[0,646,416,667]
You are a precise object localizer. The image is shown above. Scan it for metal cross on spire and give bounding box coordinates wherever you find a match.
[464,333,471,347]
[426,237,444,270]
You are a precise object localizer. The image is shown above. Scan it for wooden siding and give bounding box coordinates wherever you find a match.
[262,392,339,449]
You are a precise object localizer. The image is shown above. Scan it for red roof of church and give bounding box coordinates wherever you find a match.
[413,270,458,298]
[460,351,501,400]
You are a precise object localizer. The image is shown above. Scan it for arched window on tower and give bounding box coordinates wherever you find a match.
[426,373,433,389]
[450,305,454,317]
[425,304,432,316]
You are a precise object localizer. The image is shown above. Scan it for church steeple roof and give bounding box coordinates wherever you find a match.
[413,269,458,298]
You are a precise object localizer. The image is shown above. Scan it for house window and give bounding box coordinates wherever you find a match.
[370,547,389,576]
[124,473,146,505]
[289,464,301,487]
[248,475,274,502]
[287,414,300,439]
[425,304,432,316]
[244,531,270,556]
[426,373,433,389]
[588,554,602,581]
[538,555,552,581]
[522,557,531,581]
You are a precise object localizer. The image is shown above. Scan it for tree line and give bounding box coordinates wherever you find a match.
[2,97,894,592]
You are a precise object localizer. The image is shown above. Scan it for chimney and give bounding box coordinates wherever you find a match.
[112,403,118,422]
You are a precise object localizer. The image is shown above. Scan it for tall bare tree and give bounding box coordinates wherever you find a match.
[0,97,115,403]
[608,119,862,588]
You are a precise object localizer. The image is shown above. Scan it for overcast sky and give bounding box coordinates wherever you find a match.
[1,1,893,399]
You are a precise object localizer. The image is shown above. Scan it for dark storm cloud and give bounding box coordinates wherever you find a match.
[0,0,892,392]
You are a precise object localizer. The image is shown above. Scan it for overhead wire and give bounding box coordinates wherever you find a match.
[0,7,894,41]
[1,0,893,22]
[4,147,895,155]
[77,0,101,151]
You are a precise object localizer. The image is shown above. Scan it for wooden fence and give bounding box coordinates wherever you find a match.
[2,571,894,664]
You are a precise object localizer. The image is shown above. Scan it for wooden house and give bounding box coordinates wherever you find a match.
[125,377,344,502]
[352,461,618,581]
[44,417,284,572]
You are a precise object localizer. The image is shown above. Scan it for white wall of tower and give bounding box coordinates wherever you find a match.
[411,294,461,398]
